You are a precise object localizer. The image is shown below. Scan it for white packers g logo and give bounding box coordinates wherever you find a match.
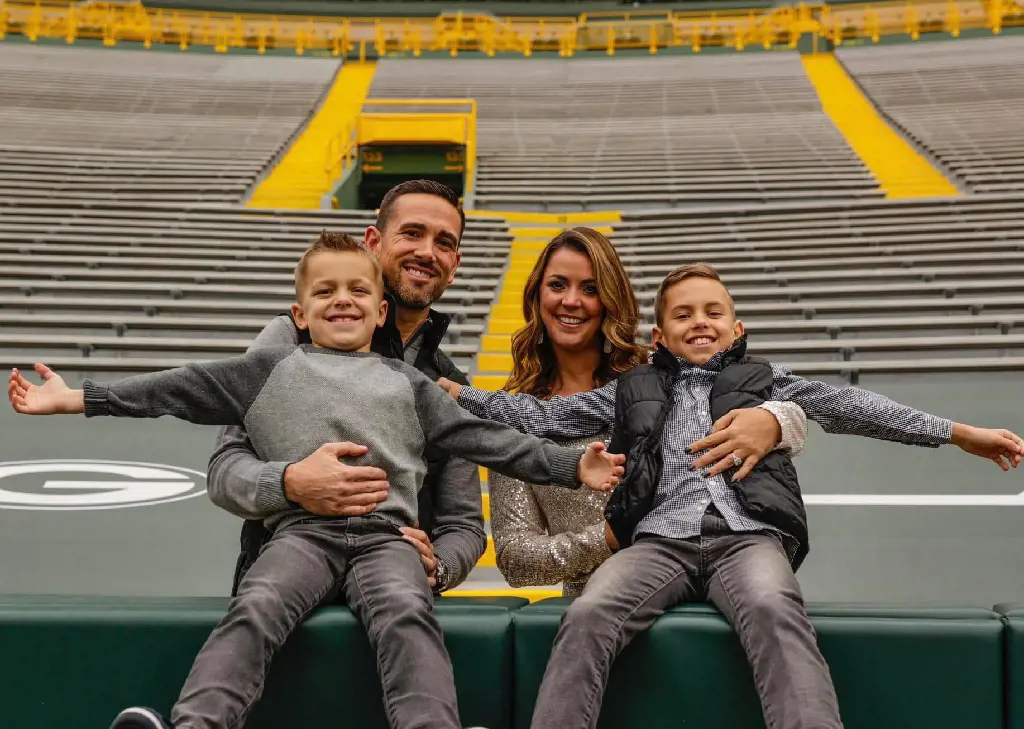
[0,460,207,511]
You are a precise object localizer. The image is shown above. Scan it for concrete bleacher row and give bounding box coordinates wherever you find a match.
[0,200,511,373]
[5,192,1024,382]
[839,35,1024,194]
[0,44,339,204]
[475,193,1024,385]
[368,54,882,211]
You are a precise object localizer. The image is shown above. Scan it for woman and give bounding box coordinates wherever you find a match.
[479,228,807,596]
[487,227,647,595]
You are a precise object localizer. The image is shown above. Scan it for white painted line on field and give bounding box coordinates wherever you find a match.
[804,493,1024,506]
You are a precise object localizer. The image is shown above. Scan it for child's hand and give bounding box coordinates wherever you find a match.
[437,377,462,401]
[7,364,84,415]
[578,442,625,492]
[950,423,1024,471]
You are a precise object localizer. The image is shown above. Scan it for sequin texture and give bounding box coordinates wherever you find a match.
[489,430,613,597]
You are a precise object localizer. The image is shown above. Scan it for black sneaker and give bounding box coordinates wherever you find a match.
[109,707,173,729]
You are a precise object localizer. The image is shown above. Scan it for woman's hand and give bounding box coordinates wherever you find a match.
[688,408,782,481]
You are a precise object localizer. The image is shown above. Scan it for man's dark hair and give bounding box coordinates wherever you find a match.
[375,179,466,241]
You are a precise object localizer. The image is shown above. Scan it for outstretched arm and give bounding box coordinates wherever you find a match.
[439,379,617,439]
[409,370,623,491]
[10,352,278,426]
[771,365,1023,470]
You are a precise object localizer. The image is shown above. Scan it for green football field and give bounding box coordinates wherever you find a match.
[1,370,1022,606]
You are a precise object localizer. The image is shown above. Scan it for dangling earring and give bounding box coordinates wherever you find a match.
[603,338,612,354]
[538,330,545,344]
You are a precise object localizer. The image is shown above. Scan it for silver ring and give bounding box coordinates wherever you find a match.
[731,455,743,468]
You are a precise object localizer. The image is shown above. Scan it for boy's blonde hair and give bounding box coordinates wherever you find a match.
[294,230,383,299]
[654,263,735,325]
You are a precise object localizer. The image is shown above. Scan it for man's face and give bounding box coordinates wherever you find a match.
[291,251,387,352]
[366,193,462,310]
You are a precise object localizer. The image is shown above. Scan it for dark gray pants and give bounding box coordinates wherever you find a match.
[531,509,843,729]
[169,518,460,729]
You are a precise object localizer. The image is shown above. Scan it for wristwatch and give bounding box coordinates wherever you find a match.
[434,558,450,592]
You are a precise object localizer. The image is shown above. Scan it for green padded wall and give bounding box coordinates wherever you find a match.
[0,596,517,729]
[512,598,1004,729]
[996,603,1024,729]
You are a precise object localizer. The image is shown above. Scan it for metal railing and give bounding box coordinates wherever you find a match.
[324,98,478,192]
[0,0,1021,55]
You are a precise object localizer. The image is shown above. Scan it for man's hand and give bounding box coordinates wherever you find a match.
[688,408,782,481]
[604,521,620,552]
[951,423,1024,471]
[283,442,390,516]
[400,523,438,588]
[8,364,84,415]
[578,442,625,492]
[437,377,462,400]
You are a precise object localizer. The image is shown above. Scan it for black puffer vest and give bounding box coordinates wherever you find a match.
[604,336,809,569]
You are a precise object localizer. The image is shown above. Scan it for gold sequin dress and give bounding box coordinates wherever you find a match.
[488,430,614,597]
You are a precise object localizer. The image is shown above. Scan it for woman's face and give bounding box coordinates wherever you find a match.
[538,247,605,355]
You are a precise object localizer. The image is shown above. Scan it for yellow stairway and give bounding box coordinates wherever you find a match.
[247,62,376,209]
[801,53,959,199]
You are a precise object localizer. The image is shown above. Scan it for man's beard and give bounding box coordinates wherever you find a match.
[383,267,439,310]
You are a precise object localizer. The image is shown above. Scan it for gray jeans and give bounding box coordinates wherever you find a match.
[169,518,460,729]
[531,508,843,729]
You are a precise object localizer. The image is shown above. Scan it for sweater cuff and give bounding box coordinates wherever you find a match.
[548,447,583,489]
[254,462,292,513]
[758,401,807,457]
[82,380,111,417]
[455,385,489,417]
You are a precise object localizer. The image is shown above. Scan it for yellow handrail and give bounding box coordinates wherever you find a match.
[0,0,1018,55]
[324,99,478,193]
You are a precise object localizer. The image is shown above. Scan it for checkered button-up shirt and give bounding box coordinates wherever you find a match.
[458,351,953,546]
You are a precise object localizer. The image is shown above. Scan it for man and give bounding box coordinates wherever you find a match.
[208,179,487,596]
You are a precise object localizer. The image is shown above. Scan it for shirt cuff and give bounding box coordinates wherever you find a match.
[456,385,490,418]
[254,461,293,513]
[757,401,808,457]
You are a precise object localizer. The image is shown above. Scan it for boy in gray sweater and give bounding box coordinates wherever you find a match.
[8,233,625,729]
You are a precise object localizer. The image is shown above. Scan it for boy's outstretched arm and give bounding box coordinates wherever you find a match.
[9,350,283,427]
[436,378,617,439]
[770,365,1023,469]
[410,370,623,491]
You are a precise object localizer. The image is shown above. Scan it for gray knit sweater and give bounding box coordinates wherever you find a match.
[83,345,584,532]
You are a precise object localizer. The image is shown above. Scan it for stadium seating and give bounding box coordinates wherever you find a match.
[368,55,883,211]
[839,35,1024,194]
[0,201,510,373]
[0,44,338,204]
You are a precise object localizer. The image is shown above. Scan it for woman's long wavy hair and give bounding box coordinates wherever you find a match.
[503,227,648,399]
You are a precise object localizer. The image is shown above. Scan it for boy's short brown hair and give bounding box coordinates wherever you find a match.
[654,262,734,325]
[294,230,383,299]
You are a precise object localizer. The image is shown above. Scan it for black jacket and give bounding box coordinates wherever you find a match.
[232,292,471,595]
[604,336,809,569]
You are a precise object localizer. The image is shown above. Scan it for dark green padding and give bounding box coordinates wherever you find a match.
[513,599,1004,729]
[0,596,515,729]
[995,603,1024,729]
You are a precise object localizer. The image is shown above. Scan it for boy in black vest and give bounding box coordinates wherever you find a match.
[443,263,1023,729]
